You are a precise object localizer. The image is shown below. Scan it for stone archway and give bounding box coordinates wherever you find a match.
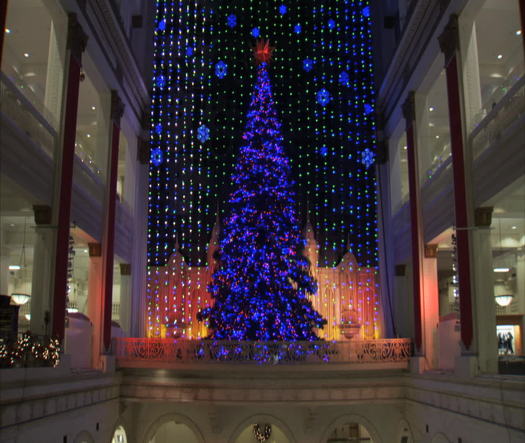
[230,414,296,443]
[111,425,128,443]
[143,413,204,443]
[320,414,381,443]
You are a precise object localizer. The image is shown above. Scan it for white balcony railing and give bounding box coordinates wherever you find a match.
[114,338,412,366]
[469,74,525,158]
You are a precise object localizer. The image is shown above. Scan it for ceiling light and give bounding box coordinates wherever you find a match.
[10,223,15,227]
[494,267,510,273]
[428,122,434,127]
[490,73,503,78]
[24,72,36,77]
[86,134,91,138]
[5,28,11,34]
[511,226,517,230]
[91,106,96,111]
[517,30,522,36]
[8,265,21,271]
[25,314,31,321]
[67,307,79,313]
[435,135,440,139]
[11,293,31,305]
[83,249,88,253]
[403,146,407,150]
[497,54,503,60]
[23,53,30,58]
[495,294,513,307]
[428,106,435,112]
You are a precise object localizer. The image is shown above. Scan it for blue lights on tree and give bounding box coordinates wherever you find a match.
[303,58,314,72]
[198,54,326,341]
[339,71,350,86]
[251,27,260,38]
[151,147,163,167]
[327,19,336,30]
[293,23,302,34]
[197,124,210,143]
[317,88,331,106]
[361,148,375,169]
[215,61,228,78]
[279,5,287,15]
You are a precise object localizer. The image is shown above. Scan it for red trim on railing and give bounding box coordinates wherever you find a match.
[52,56,82,341]
[445,55,473,350]
[0,0,8,65]
[102,121,120,350]
[406,124,422,351]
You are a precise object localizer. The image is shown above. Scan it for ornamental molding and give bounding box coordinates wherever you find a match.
[67,13,88,60]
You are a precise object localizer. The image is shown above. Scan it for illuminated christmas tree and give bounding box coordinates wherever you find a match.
[198,41,326,341]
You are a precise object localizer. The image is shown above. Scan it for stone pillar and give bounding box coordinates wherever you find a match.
[402,92,424,356]
[87,242,102,368]
[30,205,55,335]
[439,15,475,356]
[101,91,124,351]
[0,241,10,296]
[517,250,525,355]
[0,0,8,65]
[51,14,87,341]
[472,207,498,373]
[422,244,439,369]
[119,263,131,336]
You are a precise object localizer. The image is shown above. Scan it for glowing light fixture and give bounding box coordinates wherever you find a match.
[8,265,21,271]
[11,293,31,305]
[493,267,510,273]
[495,294,513,307]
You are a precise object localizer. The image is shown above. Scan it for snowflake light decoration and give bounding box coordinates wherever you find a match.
[319,146,328,156]
[364,103,374,114]
[328,19,336,30]
[361,148,375,169]
[215,61,227,78]
[158,19,166,31]
[317,88,331,106]
[156,75,166,89]
[227,14,237,28]
[151,147,163,167]
[251,27,260,38]
[279,5,287,15]
[339,71,350,86]
[197,124,210,143]
[154,123,162,134]
[303,59,314,72]
[294,23,302,34]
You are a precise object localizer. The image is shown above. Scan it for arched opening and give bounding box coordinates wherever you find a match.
[321,415,381,443]
[148,421,201,443]
[73,431,94,443]
[234,423,290,443]
[111,425,127,443]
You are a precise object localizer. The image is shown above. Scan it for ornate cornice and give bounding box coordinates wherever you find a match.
[67,13,88,61]
[438,14,460,66]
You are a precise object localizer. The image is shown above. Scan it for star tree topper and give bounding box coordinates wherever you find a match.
[253,39,275,64]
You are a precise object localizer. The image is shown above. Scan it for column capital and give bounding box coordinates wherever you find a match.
[67,13,88,61]
[33,205,52,225]
[424,244,439,258]
[402,91,416,125]
[120,263,131,276]
[88,242,102,257]
[474,207,493,227]
[111,90,125,124]
[438,14,460,66]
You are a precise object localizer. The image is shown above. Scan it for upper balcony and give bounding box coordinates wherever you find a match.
[114,338,413,372]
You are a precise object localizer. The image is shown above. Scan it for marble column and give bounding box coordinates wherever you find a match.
[119,263,131,336]
[471,207,498,373]
[439,15,475,354]
[101,91,124,352]
[30,205,55,335]
[87,242,102,368]
[51,14,87,341]
[422,244,440,370]
[402,92,424,357]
